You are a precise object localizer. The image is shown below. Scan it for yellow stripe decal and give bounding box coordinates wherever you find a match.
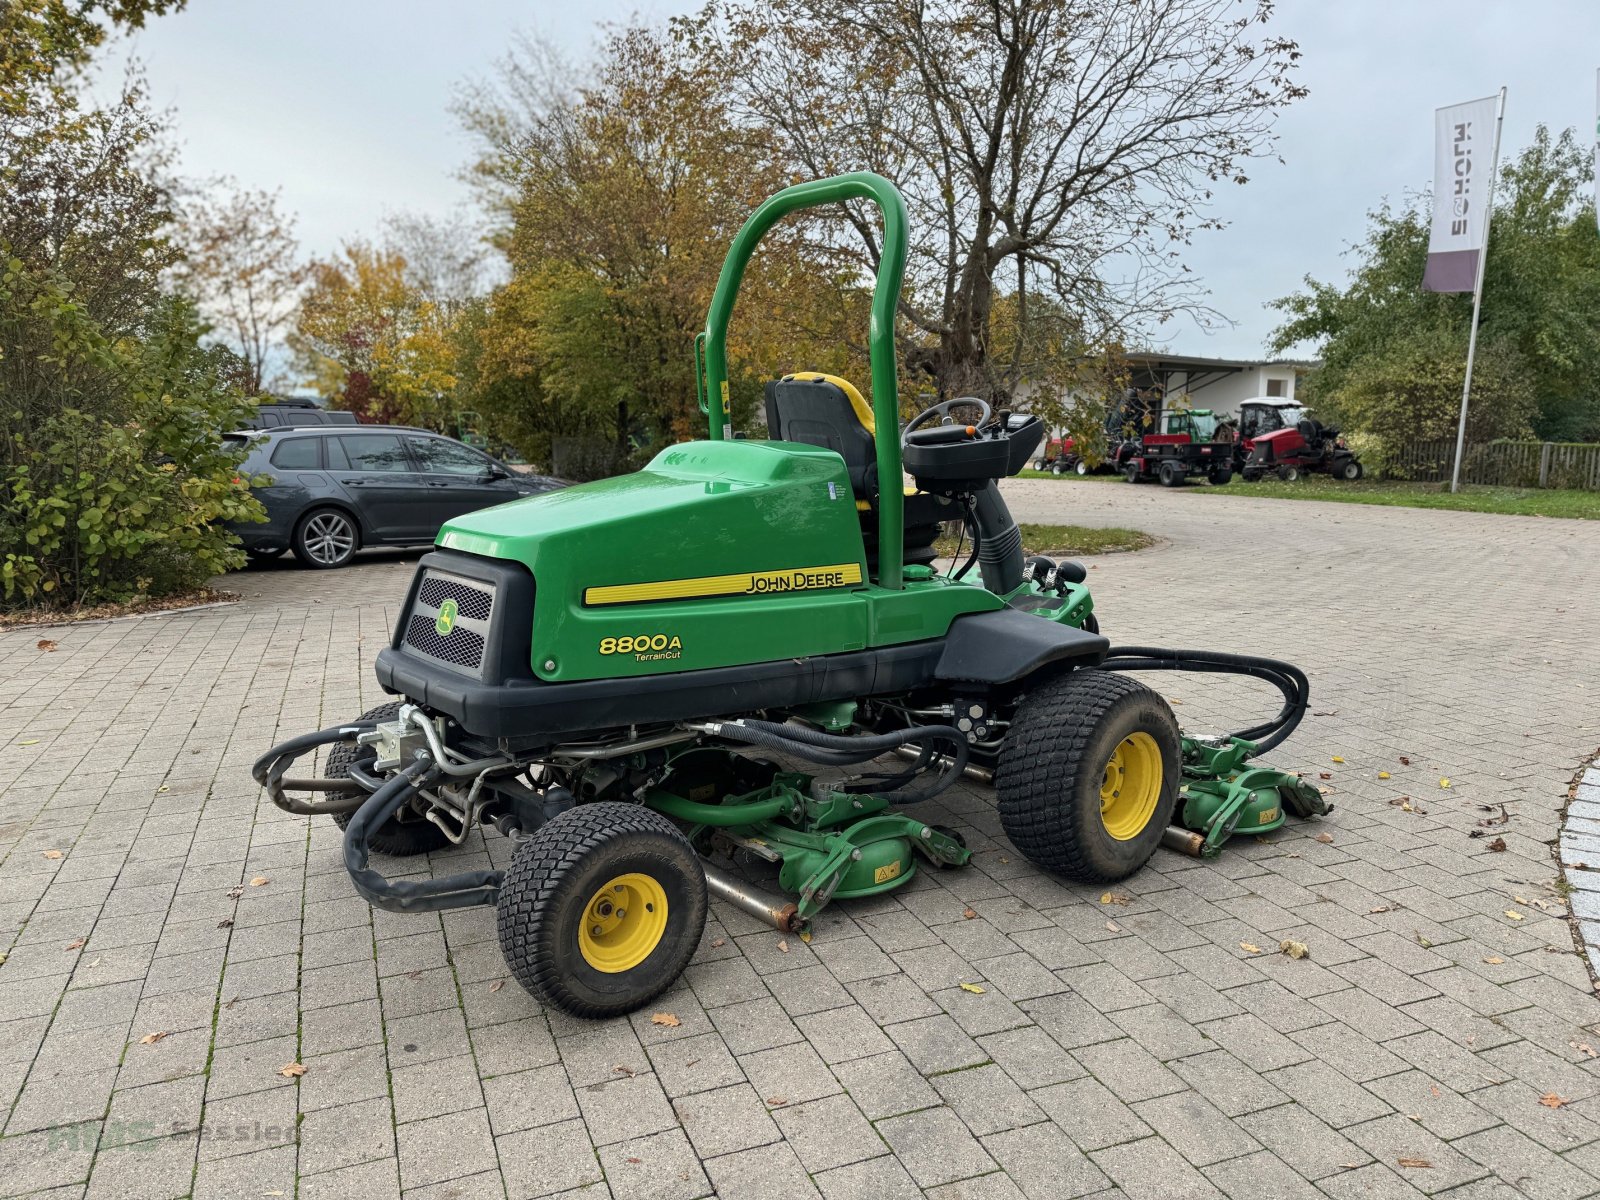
[585,562,864,606]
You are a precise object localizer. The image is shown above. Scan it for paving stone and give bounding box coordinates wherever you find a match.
[977,1120,1106,1199]
[1202,1149,1325,1200]
[574,1071,678,1146]
[598,1127,712,1200]
[1071,1037,1186,1102]
[1267,1059,1395,1128]
[771,1093,884,1172]
[930,1063,1045,1137]
[1341,1113,1491,1194]
[878,1105,998,1187]
[1238,1102,1371,1180]
[1454,1124,1600,1200]
[1089,1134,1224,1199]
[396,1107,497,1191]
[832,1049,940,1120]
[674,1083,782,1159]
[814,1153,923,1200]
[703,1141,821,1200]
[495,1116,604,1196]
[1134,1087,1262,1166]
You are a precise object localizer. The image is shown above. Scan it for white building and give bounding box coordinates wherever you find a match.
[1120,353,1313,417]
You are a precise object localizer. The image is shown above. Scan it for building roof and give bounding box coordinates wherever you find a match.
[1120,352,1317,371]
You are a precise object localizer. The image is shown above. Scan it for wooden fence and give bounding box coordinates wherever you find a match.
[1379,439,1600,491]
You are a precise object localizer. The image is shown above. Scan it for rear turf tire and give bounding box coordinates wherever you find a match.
[1158,461,1185,487]
[1124,463,1142,483]
[327,703,452,857]
[1075,459,1091,476]
[1277,464,1301,483]
[1339,459,1363,481]
[995,671,1181,882]
[496,802,707,1019]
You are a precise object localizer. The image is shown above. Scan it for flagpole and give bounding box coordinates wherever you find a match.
[1449,86,1506,495]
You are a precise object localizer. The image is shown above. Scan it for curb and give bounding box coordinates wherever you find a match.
[1558,749,1600,986]
[0,597,241,635]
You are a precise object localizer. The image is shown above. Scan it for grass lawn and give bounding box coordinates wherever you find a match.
[933,522,1155,559]
[1016,469,1600,520]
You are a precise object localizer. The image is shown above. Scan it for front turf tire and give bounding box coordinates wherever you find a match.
[994,670,1181,882]
[497,802,707,1019]
[327,703,452,857]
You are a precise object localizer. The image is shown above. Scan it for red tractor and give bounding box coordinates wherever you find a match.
[1031,433,1092,475]
[1236,400,1362,482]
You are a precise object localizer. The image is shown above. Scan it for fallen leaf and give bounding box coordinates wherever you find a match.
[650,1012,681,1028]
[223,995,239,1009]
[216,918,233,929]
[1572,1042,1596,1059]
[710,938,726,949]
[1397,1158,1433,1169]
[157,785,168,793]
[1279,939,1310,960]
[959,982,986,994]
[613,1064,637,1077]
[41,849,62,859]
[1483,956,1505,965]
[1105,920,1121,932]
[776,939,789,953]
[138,1031,168,1045]
[85,958,99,967]
[249,876,269,887]
[278,1062,306,1078]
[225,886,244,899]
[1314,832,1334,844]
[36,639,56,651]
[1416,934,1433,949]
[1318,772,1333,781]
[1099,892,1130,906]
[1400,756,1411,765]
[17,740,39,747]
[766,1096,788,1107]
[1369,905,1394,914]
[626,1157,642,1164]
[1240,942,1263,954]
[0,952,7,966]
[1378,771,1391,780]
[64,938,85,950]
[962,908,978,920]
[488,980,505,993]
[1504,910,1525,921]
[1439,778,1451,789]
[1540,1093,1571,1109]
[1331,755,1345,764]
[1487,838,1506,852]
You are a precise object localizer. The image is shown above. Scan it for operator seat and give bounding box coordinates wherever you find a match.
[763,372,951,570]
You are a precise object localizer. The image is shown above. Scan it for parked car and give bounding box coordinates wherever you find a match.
[225,426,566,568]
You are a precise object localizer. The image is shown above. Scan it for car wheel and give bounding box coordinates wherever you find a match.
[293,507,360,568]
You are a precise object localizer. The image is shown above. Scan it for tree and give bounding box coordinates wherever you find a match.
[382,210,491,313]
[722,0,1305,403]
[289,242,461,429]
[2,6,264,610]
[175,180,307,393]
[1271,125,1600,446]
[457,21,868,473]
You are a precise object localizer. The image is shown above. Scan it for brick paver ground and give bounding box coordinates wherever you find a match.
[2,478,1598,1199]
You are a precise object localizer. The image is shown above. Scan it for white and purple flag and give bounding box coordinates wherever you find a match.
[1423,95,1499,293]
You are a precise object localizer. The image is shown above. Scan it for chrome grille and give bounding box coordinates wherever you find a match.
[403,569,496,676]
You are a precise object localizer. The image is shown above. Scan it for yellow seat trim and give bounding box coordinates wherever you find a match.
[784,372,875,436]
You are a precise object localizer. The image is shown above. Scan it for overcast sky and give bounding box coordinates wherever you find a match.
[102,0,1600,361]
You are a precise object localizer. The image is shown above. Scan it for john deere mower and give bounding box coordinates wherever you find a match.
[254,174,1328,1019]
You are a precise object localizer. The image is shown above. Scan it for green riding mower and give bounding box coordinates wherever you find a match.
[253,173,1329,1019]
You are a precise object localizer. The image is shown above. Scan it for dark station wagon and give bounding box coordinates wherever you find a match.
[226,426,565,568]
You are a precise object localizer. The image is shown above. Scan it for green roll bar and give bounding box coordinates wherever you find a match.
[699,172,909,589]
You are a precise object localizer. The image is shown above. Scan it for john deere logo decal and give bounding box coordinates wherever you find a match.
[434,598,459,636]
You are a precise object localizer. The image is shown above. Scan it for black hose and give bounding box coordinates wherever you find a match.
[342,759,504,912]
[1099,646,1310,756]
[251,720,384,815]
[712,719,970,804]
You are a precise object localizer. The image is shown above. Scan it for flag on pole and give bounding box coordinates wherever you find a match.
[1423,95,1500,292]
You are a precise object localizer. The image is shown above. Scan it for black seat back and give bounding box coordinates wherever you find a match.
[764,373,878,499]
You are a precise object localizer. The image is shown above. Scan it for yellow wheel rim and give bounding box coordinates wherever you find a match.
[1099,731,1163,841]
[577,872,669,974]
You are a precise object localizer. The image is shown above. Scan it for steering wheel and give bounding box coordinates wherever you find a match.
[901,397,994,445]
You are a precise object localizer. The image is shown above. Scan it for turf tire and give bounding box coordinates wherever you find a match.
[994,670,1180,882]
[327,702,452,857]
[496,802,707,1019]
[1158,461,1185,487]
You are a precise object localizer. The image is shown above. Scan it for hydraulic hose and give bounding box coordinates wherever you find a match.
[342,758,504,912]
[1098,646,1310,756]
[700,718,970,803]
[251,720,384,816]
